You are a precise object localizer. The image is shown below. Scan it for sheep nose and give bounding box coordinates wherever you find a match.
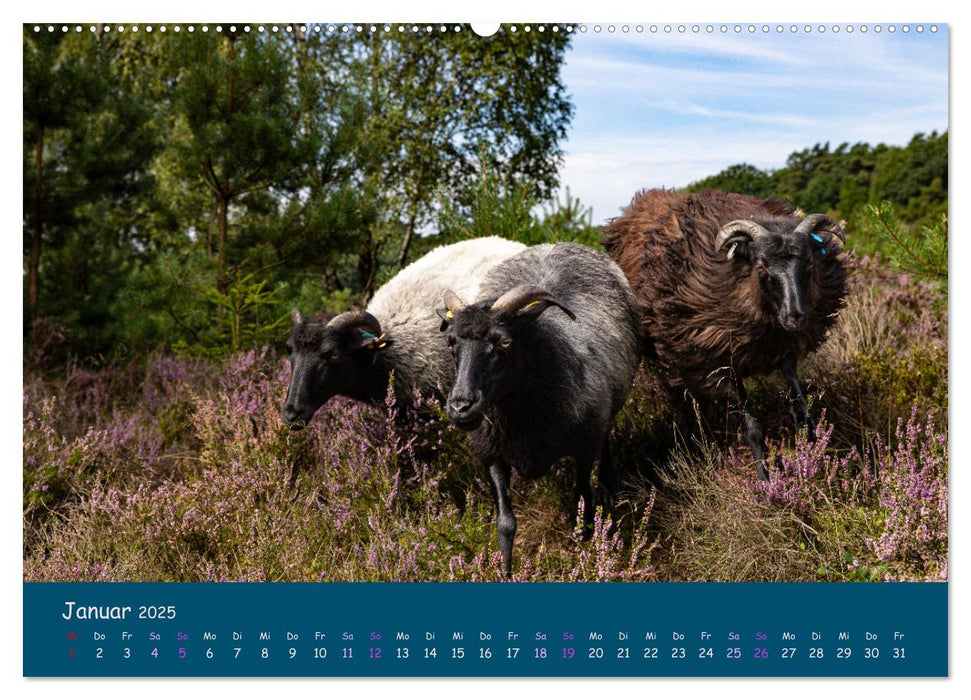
[448,392,480,414]
[783,309,807,331]
[447,391,483,425]
[282,404,306,429]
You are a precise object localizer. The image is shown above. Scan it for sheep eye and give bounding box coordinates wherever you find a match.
[496,338,513,351]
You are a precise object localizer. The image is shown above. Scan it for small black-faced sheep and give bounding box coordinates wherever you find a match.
[601,189,848,480]
[283,237,525,427]
[438,243,642,576]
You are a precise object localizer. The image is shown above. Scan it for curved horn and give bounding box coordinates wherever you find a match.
[795,213,846,247]
[714,220,771,254]
[490,284,577,321]
[291,308,305,325]
[328,310,382,337]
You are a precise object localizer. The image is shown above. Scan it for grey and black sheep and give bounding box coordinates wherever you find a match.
[438,243,642,576]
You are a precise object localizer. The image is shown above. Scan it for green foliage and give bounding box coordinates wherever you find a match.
[685,133,948,259]
[869,133,948,223]
[160,31,308,287]
[320,26,575,271]
[23,26,575,360]
[22,26,947,367]
[536,188,603,247]
[862,202,947,285]
[438,156,542,243]
[687,163,771,198]
[23,27,159,349]
[109,249,213,353]
[195,272,290,356]
[438,157,603,248]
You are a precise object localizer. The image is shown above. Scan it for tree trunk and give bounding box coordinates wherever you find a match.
[28,124,45,317]
[396,208,418,271]
[217,194,229,295]
[396,176,426,271]
[216,33,236,296]
[358,230,378,303]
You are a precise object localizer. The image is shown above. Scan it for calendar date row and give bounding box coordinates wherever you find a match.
[72,644,911,662]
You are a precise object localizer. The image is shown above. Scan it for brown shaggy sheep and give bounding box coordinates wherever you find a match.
[602,189,848,480]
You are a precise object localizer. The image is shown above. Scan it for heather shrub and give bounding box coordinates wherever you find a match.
[652,407,946,583]
[23,396,73,525]
[24,350,661,582]
[23,355,202,533]
[564,500,658,582]
[867,409,948,581]
[806,254,946,446]
[24,316,69,371]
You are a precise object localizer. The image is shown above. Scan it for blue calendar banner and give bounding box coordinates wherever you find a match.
[23,582,946,677]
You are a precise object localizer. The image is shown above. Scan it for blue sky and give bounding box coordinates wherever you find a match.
[559,25,949,224]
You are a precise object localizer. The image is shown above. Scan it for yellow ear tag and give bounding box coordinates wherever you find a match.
[523,300,542,310]
[446,310,454,319]
[377,342,387,349]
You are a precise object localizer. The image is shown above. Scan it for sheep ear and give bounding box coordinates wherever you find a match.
[330,311,385,349]
[291,308,305,325]
[796,213,846,251]
[359,332,393,351]
[722,237,751,261]
[715,220,768,259]
[436,308,452,332]
[438,290,466,331]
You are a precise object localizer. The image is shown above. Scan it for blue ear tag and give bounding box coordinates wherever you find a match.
[810,233,826,255]
[360,332,377,339]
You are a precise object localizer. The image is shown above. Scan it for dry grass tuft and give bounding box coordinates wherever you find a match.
[649,437,820,582]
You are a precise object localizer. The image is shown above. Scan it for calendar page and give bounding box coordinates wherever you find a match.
[22,21,948,678]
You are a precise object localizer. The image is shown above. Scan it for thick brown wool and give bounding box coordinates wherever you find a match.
[601,189,847,397]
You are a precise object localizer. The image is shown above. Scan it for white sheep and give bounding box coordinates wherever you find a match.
[283,237,526,427]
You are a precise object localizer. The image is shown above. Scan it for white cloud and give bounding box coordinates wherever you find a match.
[671,103,819,129]
[557,30,948,224]
[561,135,793,223]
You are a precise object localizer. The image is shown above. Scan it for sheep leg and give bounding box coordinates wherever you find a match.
[597,439,617,515]
[735,379,768,481]
[574,454,595,540]
[488,461,517,578]
[781,354,814,440]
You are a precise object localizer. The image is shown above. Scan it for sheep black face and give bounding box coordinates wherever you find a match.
[437,286,576,432]
[715,214,845,332]
[282,308,393,429]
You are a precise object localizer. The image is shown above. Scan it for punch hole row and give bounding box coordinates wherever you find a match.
[579,24,936,34]
[31,24,937,35]
[30,24,573,35]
